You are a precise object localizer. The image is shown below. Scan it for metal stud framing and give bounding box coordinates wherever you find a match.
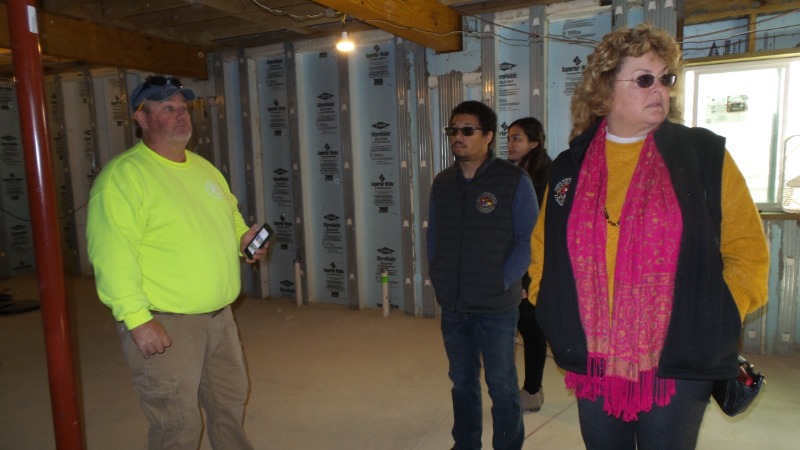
[436,71,464,171]
[337,50,361,309]
[480,14,496,108]
[285,42,309,305]
[394,37,417,315]
[529,5,546,122]
[415,44,437,317]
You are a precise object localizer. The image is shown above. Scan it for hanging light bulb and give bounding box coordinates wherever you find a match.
[336,31,355,52]
[336,15,354,52]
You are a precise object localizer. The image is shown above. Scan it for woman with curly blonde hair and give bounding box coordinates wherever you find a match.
[527,22,768,449]
[569,23,684,140]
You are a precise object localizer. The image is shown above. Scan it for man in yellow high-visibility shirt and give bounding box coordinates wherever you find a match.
[87,75,267,450]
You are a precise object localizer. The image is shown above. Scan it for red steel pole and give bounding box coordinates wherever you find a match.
[7,1,84,448]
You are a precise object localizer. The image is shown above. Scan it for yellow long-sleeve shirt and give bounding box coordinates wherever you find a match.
[528,139,769,321]
[87,141,250,330]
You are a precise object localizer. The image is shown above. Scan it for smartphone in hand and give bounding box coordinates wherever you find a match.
[244,223,273,259]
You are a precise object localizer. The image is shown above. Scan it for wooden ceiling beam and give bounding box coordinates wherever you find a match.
[0,3,210,79]
[312,0,462,53]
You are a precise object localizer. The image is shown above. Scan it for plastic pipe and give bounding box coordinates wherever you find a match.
[382,268,389,317]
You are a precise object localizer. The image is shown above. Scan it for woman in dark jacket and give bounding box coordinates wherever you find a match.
[528,23,768,449]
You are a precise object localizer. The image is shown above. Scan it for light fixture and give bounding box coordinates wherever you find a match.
[336,15,354,52]
[336,31,355,52]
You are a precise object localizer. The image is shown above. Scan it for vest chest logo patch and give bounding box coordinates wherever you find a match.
[476,192,498,213]
[553,178,571,206]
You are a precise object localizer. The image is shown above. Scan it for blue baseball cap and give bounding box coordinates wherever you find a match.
[130,76,196,111]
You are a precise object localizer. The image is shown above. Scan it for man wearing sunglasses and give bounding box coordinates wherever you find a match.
[427,100,537,450]
[87,76,266,449]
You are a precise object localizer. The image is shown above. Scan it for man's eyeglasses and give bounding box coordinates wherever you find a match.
[134,76,184,111]
[443,126,485,137]
[616,73,677,88]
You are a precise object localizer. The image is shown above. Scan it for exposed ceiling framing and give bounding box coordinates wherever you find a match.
[0,0,798,80]
[0,0,574,79]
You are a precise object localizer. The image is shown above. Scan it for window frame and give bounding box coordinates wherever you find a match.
[682,55,800,211]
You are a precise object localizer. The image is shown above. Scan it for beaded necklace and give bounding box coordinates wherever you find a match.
[603,207,621,227]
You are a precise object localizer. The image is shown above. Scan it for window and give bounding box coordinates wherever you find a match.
[683,57,800,211]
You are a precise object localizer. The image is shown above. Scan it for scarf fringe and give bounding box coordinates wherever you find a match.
[566,357,676,422]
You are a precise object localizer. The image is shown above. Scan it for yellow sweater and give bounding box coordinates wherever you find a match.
[528,139,769,321]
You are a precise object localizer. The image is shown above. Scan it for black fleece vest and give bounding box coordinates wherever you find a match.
[430,155,525,313]
[537,120,742,380]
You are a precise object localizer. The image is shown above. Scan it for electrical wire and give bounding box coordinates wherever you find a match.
[0,202,87,222]
[364,8,798,50]
[243,0,601,48]
[248,0,341,21]
[681,9,800,46]
[362,17,601,49]
[245,0,798,51]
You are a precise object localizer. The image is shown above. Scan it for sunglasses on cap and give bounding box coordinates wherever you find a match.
[134,76,185,111]
[143,76,183,89]
[616,73,677,88]
[443,126,485,137]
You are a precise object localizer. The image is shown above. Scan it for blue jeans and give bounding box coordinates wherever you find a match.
[441,307,524,450]
[577,378,713,450]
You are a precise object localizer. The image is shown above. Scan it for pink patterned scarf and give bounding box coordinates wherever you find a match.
[565,121,682,421]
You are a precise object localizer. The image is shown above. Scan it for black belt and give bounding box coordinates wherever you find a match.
[151,307,226,318]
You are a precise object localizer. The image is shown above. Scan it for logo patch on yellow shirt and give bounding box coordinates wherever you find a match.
[205,181,223,199]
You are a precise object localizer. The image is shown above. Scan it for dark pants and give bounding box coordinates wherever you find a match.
[441,307,524,450]
[517,300,547,394]
[577,378,714,450]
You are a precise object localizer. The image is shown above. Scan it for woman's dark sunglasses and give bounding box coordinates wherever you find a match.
[616,73,677,88]
[443,126,485,137]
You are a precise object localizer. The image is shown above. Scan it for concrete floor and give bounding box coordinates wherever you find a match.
[1,273,799,449]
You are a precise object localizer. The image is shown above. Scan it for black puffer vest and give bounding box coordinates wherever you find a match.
[430,153,525,313]
[537,119,743,380]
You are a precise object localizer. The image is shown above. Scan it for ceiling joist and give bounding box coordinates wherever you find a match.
[313,0,463,53]
[0,3,210,79]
